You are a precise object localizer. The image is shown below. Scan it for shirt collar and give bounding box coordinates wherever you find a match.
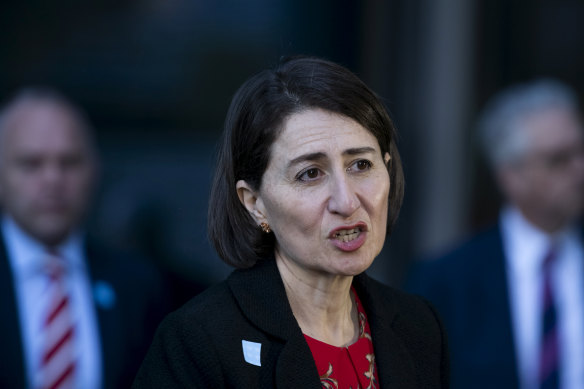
[2,215,86,279]
[501,205,577,274]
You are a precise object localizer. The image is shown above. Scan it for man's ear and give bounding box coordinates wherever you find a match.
[236,180,267,224]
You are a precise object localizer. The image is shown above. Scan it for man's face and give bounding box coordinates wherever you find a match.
[0,100,96,245]
[499,106,584,231]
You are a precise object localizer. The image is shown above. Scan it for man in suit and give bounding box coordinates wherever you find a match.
[407,79,584,388]
[0,87,169,388]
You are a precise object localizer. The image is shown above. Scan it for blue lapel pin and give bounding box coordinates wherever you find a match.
[93,280,116,310]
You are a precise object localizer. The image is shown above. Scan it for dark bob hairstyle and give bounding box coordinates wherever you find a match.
[208,56,404,268]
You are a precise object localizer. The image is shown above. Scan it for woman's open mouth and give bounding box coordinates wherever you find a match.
[329,223,368,252]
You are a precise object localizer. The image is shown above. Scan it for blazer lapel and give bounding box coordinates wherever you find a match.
[354,273,418,388]
[274,337,322,388]
[374,326,418,388]
[228,260,321,389]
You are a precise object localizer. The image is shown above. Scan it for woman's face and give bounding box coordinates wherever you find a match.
[250,108,390,279]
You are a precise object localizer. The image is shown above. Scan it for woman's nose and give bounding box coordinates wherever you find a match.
[327,174,360,216]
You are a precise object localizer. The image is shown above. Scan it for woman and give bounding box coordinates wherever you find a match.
[133,56,449,388]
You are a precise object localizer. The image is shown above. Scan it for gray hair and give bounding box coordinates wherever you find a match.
[477,79,579,168]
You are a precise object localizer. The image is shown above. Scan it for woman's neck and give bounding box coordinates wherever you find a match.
[275,254,358,347]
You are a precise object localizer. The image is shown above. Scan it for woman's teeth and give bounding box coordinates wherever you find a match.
[334,228,361,242]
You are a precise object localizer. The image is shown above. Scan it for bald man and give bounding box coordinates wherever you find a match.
[0,88,168,389]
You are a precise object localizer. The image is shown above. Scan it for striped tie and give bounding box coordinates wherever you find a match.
[538,245,559,389]
[38,250,77,389]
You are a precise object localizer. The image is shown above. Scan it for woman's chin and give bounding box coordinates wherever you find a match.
[330,254,375,277]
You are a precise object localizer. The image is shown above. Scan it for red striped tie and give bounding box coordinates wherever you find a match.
[39,250,77,389]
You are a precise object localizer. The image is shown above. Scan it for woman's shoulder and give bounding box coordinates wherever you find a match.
[148,279,252,359]
[133,280,244,388]
[166,280,235,324]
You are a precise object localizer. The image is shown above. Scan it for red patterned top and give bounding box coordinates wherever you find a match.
[303,288,379,389]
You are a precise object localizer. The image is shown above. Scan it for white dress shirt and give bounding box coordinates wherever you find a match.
[4,216,102,389]
[501,206,584,389]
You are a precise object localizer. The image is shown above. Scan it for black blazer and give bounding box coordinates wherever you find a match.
[0,233,169,389]
[406,223,519,389]
[133,259,449,388]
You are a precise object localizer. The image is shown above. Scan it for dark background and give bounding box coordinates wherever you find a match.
[1,0,583,297]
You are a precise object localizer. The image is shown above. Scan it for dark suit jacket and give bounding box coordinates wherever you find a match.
[133,259,450,388]
[406,223,519,389]
[0,233,170,389]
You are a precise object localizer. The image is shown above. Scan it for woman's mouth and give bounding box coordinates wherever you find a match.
[329,224,367,252]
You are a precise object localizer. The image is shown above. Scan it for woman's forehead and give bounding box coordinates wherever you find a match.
[271,109,380,159]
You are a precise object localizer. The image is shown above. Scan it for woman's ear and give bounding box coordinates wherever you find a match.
[384,152,391,166]
[236,180,267,224]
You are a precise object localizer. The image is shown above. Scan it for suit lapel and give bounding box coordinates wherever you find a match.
[85,240,124,389]
[421,224,518,386]
[0,233,27,388]
[483,224,518,382]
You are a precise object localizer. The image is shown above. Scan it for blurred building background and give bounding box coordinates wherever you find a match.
[1,0,583,290]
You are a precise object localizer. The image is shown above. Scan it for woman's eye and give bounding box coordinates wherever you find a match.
[350,159,372,172]
[298,168,321,181]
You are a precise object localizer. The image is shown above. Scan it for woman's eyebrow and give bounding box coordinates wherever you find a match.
[287,147,377,168]
[343,146,377,156]
[287,152,326,168]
